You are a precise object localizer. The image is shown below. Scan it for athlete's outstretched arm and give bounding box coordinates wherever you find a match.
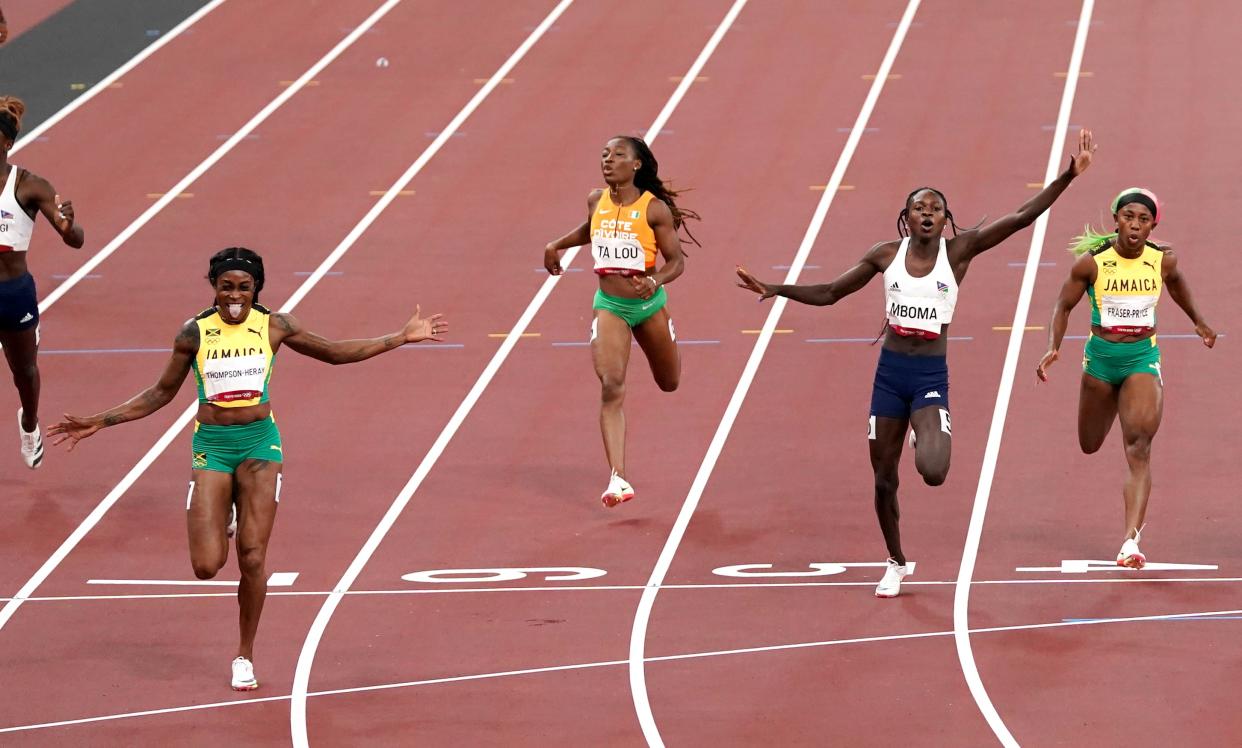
[959,129,1095,260]
[272,307,446,365]
[736,242,886,306]
[543,189,603,275]
[48,320,198,448]
[21,171,84,248]
[1161,249,1216,348]
[1036,254,1094,382]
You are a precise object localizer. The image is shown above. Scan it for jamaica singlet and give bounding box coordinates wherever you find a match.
[590,190,658,277]
[191,305,276,407]
[1088,242,1163,335]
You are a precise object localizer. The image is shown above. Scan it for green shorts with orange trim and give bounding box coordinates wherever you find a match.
[1082,334,1162,386]
[191,415,283,473]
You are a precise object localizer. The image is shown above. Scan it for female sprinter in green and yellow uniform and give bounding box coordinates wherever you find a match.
[543,136,698,507]
[49,247,446,690]
[1037,188,1215,567]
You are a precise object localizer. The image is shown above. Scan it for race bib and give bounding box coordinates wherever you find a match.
[202,353,268,403]
[886,298,943,336]
[1099,294,1156,332]
[591,236,645,275]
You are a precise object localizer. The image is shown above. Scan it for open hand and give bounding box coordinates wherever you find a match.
[47,415,103,451]
[403,305,447,343]
[1035,349,1059,382]
[735,265,778,300]
[1068,129,1096,178]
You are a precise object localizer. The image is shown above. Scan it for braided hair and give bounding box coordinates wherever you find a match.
[207,247,266,304]
[0,96,25,142]
[614,135,701,247]
[896,187,968,238]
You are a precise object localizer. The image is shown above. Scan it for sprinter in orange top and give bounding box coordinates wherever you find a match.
[544,136,699,506]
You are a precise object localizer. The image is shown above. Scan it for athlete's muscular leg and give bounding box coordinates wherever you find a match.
[232,459,281,662]
[1078,373,1120,454]
[633,308,679,392]
[1116,373,1162,539]
[870,415,908,565]
[0,326,39,430]
[909,405,951,486]
[591,310,633,476]
[186,470,235,579]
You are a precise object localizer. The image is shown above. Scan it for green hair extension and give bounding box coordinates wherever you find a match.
[1068,225,1117,256]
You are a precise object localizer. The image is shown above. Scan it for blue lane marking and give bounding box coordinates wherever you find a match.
[552,339,719,347]
[41,348,171,355]
[806,336,973,343]
[1008,261,1056,267]
[1063,613,1242,621]
[398,344,463,349]
[533,267,584,272]
[51,274,101,280]
[293,271,344,276]
[772,264,820,270]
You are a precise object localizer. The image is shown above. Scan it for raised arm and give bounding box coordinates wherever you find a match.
[1161,249,1216,348]
[736,242,888,306]
[48,320,199,448]
[19,170,84,248]
[272,307,446,365]
[543,189,602,275]
[958,129,1095,261]
[1036,253,1094,382]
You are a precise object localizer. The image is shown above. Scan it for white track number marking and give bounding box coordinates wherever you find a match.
[400,567,607,584]
[713,561,915,578]
[1016,560,1219,574]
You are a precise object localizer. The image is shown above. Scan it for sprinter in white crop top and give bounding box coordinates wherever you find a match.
[0,95,85,469]
[736,130,1097,598]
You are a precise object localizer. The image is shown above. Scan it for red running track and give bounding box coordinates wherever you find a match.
[3,1,1239,745]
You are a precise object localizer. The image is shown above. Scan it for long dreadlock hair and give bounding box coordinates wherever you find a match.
[896,187,969,238]
[613,135,701,247]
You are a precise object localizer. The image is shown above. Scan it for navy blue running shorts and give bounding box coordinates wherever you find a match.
[869,347,949,420]
[0,273,38,332]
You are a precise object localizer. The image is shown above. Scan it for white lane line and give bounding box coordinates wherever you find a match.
[284,0,601,735]
[11,1,228,154]
[953,3,1095,747]
[37,0,406,314]
[287,2,751,744]
[9,573,1242,604]
[9,603,1240,735]
[0,0,513,636]
[626,3,921,746]
[86,571,299,587]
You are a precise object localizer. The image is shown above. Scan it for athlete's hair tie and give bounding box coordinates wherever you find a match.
[1111,187,1161,223]
[207,247,266,302]
[0,115,17,141]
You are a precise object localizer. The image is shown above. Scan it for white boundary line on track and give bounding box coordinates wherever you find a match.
[0,0,479,636]
[35,0,404,314]
[10,1,228,155]
[626,3,921,745]
[9,574,1242,604]
[952,3,1095,746]
[288,2,751,743]
[8,603,1240,735]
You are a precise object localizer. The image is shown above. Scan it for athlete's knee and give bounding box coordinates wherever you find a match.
[600,377,625,405]
[920,464,948,487]
[237,545,267,578]
[1123,433,1153,463]
[656,372,679,393]
[10,361,38,385]
[873,472,899,498]
[192,558,224,580]
[1080,439,1103,455]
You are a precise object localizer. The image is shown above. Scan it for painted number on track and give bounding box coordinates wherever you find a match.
[401,567,607,583]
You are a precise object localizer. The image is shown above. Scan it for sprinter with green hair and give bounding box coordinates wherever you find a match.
[1037,188,1215,567]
